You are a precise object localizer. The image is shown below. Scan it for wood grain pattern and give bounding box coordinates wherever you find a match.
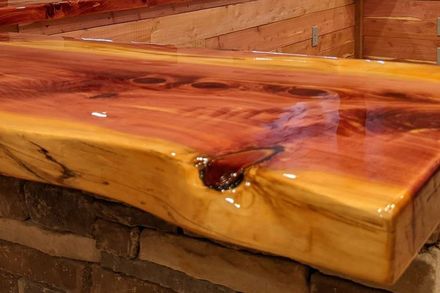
[362,0,440,63]
[55,0,353,46]
[0,0,196,25]
[0,33,439,285]
[17,0,253,35]
[364,35,440,64]
[277,27,355,57]
[5,0,356,59]
[202,4,355,51]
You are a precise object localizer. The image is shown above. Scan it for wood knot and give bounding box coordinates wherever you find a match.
[195,147,283,191]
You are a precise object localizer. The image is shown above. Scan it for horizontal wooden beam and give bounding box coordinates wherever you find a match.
[0,0,205,25]
[55,0,353,45]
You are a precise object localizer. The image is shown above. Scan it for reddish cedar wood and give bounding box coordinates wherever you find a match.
[0,0,192,25]
[0,33,439,285]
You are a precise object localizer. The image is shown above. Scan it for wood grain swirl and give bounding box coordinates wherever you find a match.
[0,33,439,285]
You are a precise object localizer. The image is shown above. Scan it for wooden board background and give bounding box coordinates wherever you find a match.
[6,0,357,58]
[363,0,440,64]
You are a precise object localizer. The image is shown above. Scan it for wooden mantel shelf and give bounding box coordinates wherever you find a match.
[0,33,439,285]
[0,0,198,25]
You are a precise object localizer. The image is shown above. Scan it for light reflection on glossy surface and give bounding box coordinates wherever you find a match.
[0,35,438,198]
[283,173,297,180]
[91,111,108,118]
[0,34,439,285]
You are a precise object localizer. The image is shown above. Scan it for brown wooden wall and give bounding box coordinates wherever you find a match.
[16,0,356,58]
[363,0,440,64]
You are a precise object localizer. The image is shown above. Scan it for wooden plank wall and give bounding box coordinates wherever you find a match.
[17,0,356,58]
[363,0,440,64]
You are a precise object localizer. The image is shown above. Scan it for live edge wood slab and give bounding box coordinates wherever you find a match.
[0,33,439,286]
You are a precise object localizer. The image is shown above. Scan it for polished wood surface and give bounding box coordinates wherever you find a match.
[0,0,193,25]
[0,33,439,285]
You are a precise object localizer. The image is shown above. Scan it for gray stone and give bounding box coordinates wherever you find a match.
[93,219,139,258]
[94,198,177,232]
[0,218,99,263]
[0,240,89,292]
[24,182,95,236]
[0,270,18,293]
[17,278,64,293]
[139,229,309,293]
[0,176,28,220]
[91,265,172,293]
[101,252,235,293]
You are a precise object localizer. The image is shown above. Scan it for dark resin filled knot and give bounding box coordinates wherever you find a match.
[196,147,283,191]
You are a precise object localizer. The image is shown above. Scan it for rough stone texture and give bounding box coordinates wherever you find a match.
[17,278,64,293]
[93,219,139,259]
[311,272,389,293]
[139,229,309,293]
[0,240,89,292]
[94,198,177,232]
[4,174,440,293]
[0,270,18,293]
[0,218,100,263]
[101,252,235,293]
[183,229,270,256]
[91,266,173,293]
[387,245,440,293]
[24,182,95,236]
[0,176,28,220]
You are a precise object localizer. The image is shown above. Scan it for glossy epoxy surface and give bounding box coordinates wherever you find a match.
[1,35,438,208]
[0,33,439,284]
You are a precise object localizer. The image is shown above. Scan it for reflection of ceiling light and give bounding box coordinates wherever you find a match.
[225,198,241,209]
[283,173,297,180]
[377,203,397,217]
[91,112,108,118]
[225,198,234,204]
[81,38,113,43]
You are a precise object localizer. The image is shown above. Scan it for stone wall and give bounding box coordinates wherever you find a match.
[0,175,437,293]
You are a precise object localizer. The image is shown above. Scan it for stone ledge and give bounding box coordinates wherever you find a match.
[139,229,309,293]
[1,175,440,293]
[17,278,64,293]
[0,218,100,263]
[93,197,178,232]
[91,266,173,293]
[0,270,18,293]
[93,219,139,259]
[0,240,89,292]
[23,182,96,236]
[101,252,234,293]
[0,176,27,220]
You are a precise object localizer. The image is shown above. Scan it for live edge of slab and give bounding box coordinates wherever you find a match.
[0,33,439,286]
